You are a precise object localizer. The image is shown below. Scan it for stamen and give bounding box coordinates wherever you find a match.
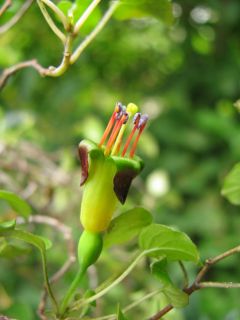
[111,103,138,156]
[98,102,123,148]
[129,114,148,158]
[121,113,141,157]
[105,111,128,156]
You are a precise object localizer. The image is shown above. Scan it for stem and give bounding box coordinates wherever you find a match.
[48,34,73,76]
[178,261,189,288]
[73,0,101,35]
[148,244,240,320]
[70,248,160,311]
[0,0,11,17]
[41,0,69,30]
[0,0,33,34]
[37,0,66,43]
[60,267,87,316]
[70,0,120,64]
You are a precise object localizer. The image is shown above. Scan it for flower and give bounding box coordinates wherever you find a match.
[78,102,148,233]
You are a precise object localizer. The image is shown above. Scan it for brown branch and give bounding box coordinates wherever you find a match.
[0,0,33,34]
[0,0,11,17]
[148,245,240,320]
[0,59,48,89]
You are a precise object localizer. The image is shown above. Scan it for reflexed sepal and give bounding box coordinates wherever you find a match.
[78,139,103,186]
[112,156,144,204]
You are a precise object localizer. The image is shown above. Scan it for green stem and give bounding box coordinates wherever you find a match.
[60,266,87,316]
[70,248,161,312]
[70,0,120,64]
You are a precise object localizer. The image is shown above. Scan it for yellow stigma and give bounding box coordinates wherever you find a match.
[126,103,138,116]
[111,103,139,156]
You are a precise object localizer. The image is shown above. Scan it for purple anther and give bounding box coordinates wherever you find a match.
[123,112,129,124]
[138,114,149,129]
[133,112,141,125]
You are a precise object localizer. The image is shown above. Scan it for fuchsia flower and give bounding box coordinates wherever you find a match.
[78,102,148,233]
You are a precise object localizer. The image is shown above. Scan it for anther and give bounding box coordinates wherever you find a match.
[121,113,141,157]
[99,102,123,148]
[129,114,148,158]
[105,111,128,156]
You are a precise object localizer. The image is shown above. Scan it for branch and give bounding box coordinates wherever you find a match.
[36,0,66,43]
[0,0,11,17]
[40,0,69,30]
[148,245,240,320]
[73,0,101,35]
[0,0,33,34]
[0,59,48,89]
[70,0,120,64]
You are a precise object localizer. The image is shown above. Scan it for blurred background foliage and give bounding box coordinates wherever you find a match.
[0,0,240,319]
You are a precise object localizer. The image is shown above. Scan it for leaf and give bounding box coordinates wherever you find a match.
[104,207,152,247]
[0,219,16,231]
[0,190,31,218]
[221,163,240,205]
[117,304,128,320]
[139,224,200,263]
[115,0,174,25]
[0,228,52,251]
[0,239,30,259]
[151,259,189,308]
[57,0,73,16]
[0,228,57,309]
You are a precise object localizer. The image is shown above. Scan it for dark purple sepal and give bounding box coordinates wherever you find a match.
[78,139,103,186]
[113,168,139,204]
[78,144,89,186]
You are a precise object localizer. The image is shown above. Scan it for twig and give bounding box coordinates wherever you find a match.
[178,261,189,288]
[17,214,76,319]
[37,0,66,43]
[40,0,69,30]
[0,0,119,88]
[0,0,33,34]
[0,0,11,17]
[148,245,240,320]
[70,0,120,64]
[0,59,48,89]
[73,0,101,35]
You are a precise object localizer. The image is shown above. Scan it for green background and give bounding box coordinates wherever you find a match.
[0,0,240,319]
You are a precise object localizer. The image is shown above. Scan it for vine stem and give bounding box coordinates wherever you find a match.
[36,0,66,43]
[59,267,87,316]
[73,0,101,35]
[148,245,240,320]
[70,0,120,64]
[70,248,161,312]
[40,0,69,30]
[0,0,11,17]
[0,0,33,34]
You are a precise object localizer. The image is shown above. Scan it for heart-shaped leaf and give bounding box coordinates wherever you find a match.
[139,224,200,263]
[0,190,31,218]
[104,207,152,247]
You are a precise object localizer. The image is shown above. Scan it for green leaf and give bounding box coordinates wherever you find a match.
[221,163,240,205]
[104,207,152,247]
[117,304,128,320]
[0,239,30,259]
[139,224,200,263]
[0,228,57,310]
[151,259,189,308]
[0,219,16,231]
[57,0,73,16]
[0,190,31,218]
[115,0,174,25]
